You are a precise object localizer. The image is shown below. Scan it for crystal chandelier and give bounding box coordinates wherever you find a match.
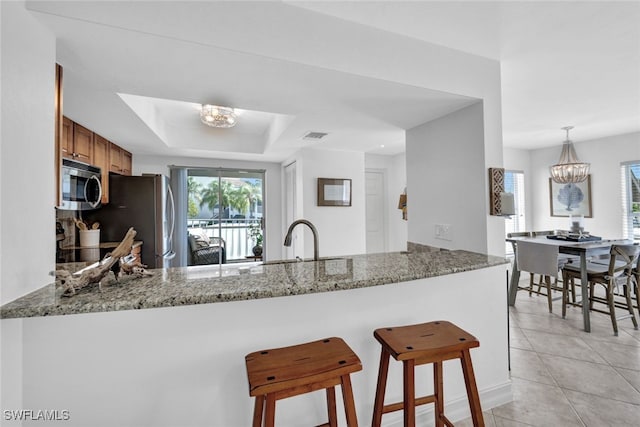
[200,104,237,128]
[549,126,590,183]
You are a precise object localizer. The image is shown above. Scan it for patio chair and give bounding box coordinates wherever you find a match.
[188,229,226,265]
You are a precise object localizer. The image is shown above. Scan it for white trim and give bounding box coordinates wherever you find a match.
[620,160,640,166]
[365,168,388,253]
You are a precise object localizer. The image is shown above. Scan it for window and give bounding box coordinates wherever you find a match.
[621,161,640,241]
[504,170,526,255]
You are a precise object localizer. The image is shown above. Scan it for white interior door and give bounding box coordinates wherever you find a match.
[365,170,386,253]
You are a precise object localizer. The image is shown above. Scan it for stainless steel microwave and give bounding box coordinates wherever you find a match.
[59,158,102,210]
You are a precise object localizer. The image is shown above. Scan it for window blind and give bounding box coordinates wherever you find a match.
[621,162,640,241]
[504,170,526,255]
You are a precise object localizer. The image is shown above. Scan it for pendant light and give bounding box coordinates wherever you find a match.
[549,126,590,183]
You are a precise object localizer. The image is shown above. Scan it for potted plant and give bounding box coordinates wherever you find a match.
[248,223,263,257]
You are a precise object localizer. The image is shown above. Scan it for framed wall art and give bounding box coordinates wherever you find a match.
[549,175,592,217]
[317,178,351,206]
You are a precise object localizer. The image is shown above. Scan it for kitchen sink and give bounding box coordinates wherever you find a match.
[262,257,346,266]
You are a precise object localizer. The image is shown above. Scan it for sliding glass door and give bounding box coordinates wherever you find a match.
[186,168,265,264]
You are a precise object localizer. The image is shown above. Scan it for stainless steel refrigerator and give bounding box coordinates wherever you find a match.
[90,174,175,268]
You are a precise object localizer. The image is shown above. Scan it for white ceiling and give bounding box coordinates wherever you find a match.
[26,1,640,161]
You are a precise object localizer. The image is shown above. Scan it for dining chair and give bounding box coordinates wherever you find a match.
[562,244,640,335]
[510,231,561,311]
[633,254,640,314]
[508,232,536,296]
[530,230,578,304]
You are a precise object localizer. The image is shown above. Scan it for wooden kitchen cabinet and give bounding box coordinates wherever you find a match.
[110,143,132,175]
[70,122,94,163]
[61,117,73,159]
[93,134,110,204]
[55,115,133,206]
[109,143,123,173]
[122,150,132,175]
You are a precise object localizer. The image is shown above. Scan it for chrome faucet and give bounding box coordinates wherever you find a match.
[284,219,319,261]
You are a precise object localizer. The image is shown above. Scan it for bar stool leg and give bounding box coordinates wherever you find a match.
[340,374,359,427]
[460,350,485,427]
[264,394,276,427]
[371,348,390,427]
[403,359,416,427]
[252,395,264,427]
[326,386,338,427]
[433,361,444,427]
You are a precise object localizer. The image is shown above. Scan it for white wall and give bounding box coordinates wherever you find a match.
[0,1,56,304]
[364,152,408,252]
[406,103,489,254]
[0,0,56,417]
[134,154,284,261]
[527,132,640,236]
[293,148,366,258]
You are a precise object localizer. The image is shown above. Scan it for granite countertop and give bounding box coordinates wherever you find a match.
[0,244,507,319]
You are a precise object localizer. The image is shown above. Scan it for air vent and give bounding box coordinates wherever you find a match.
[302,131,328,141]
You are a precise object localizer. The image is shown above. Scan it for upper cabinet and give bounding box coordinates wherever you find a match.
[61,117,73,160]
[122,150,132,175]
[71,123,94,163]
[57,116,133,206]
[109,143,132,175]
[93,134,110,204]
[61,118,94,163]
[109,143,123,173]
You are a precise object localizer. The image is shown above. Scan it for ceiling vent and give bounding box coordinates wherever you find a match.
[302,131,328,141]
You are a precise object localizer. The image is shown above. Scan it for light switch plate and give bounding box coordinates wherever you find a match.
[435,224,453,241]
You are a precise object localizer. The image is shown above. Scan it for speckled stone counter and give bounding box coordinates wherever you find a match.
[0,245,507,319]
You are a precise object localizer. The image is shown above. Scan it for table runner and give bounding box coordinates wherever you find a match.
[516,240,560,277]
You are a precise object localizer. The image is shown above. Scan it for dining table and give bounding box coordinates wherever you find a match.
[507,235,634,332]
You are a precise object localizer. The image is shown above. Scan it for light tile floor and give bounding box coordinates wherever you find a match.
[459,281,640,426]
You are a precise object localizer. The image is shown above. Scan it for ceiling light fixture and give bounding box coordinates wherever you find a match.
[549,126,590,183]
[200,104,237,128]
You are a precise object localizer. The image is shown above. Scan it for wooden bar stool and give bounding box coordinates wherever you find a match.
[245,337,362,427]
[371,321,484,427]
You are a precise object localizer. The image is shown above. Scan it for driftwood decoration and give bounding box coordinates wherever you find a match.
[118,258,153,278]
[57,227,148,297]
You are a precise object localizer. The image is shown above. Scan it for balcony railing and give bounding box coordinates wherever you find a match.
[188,218,261,262]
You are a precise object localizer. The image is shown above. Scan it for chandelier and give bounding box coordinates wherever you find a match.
[549,126,590,183]
[200,104,237,128]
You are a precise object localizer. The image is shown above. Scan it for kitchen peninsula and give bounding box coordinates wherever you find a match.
[1,245,510,426]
